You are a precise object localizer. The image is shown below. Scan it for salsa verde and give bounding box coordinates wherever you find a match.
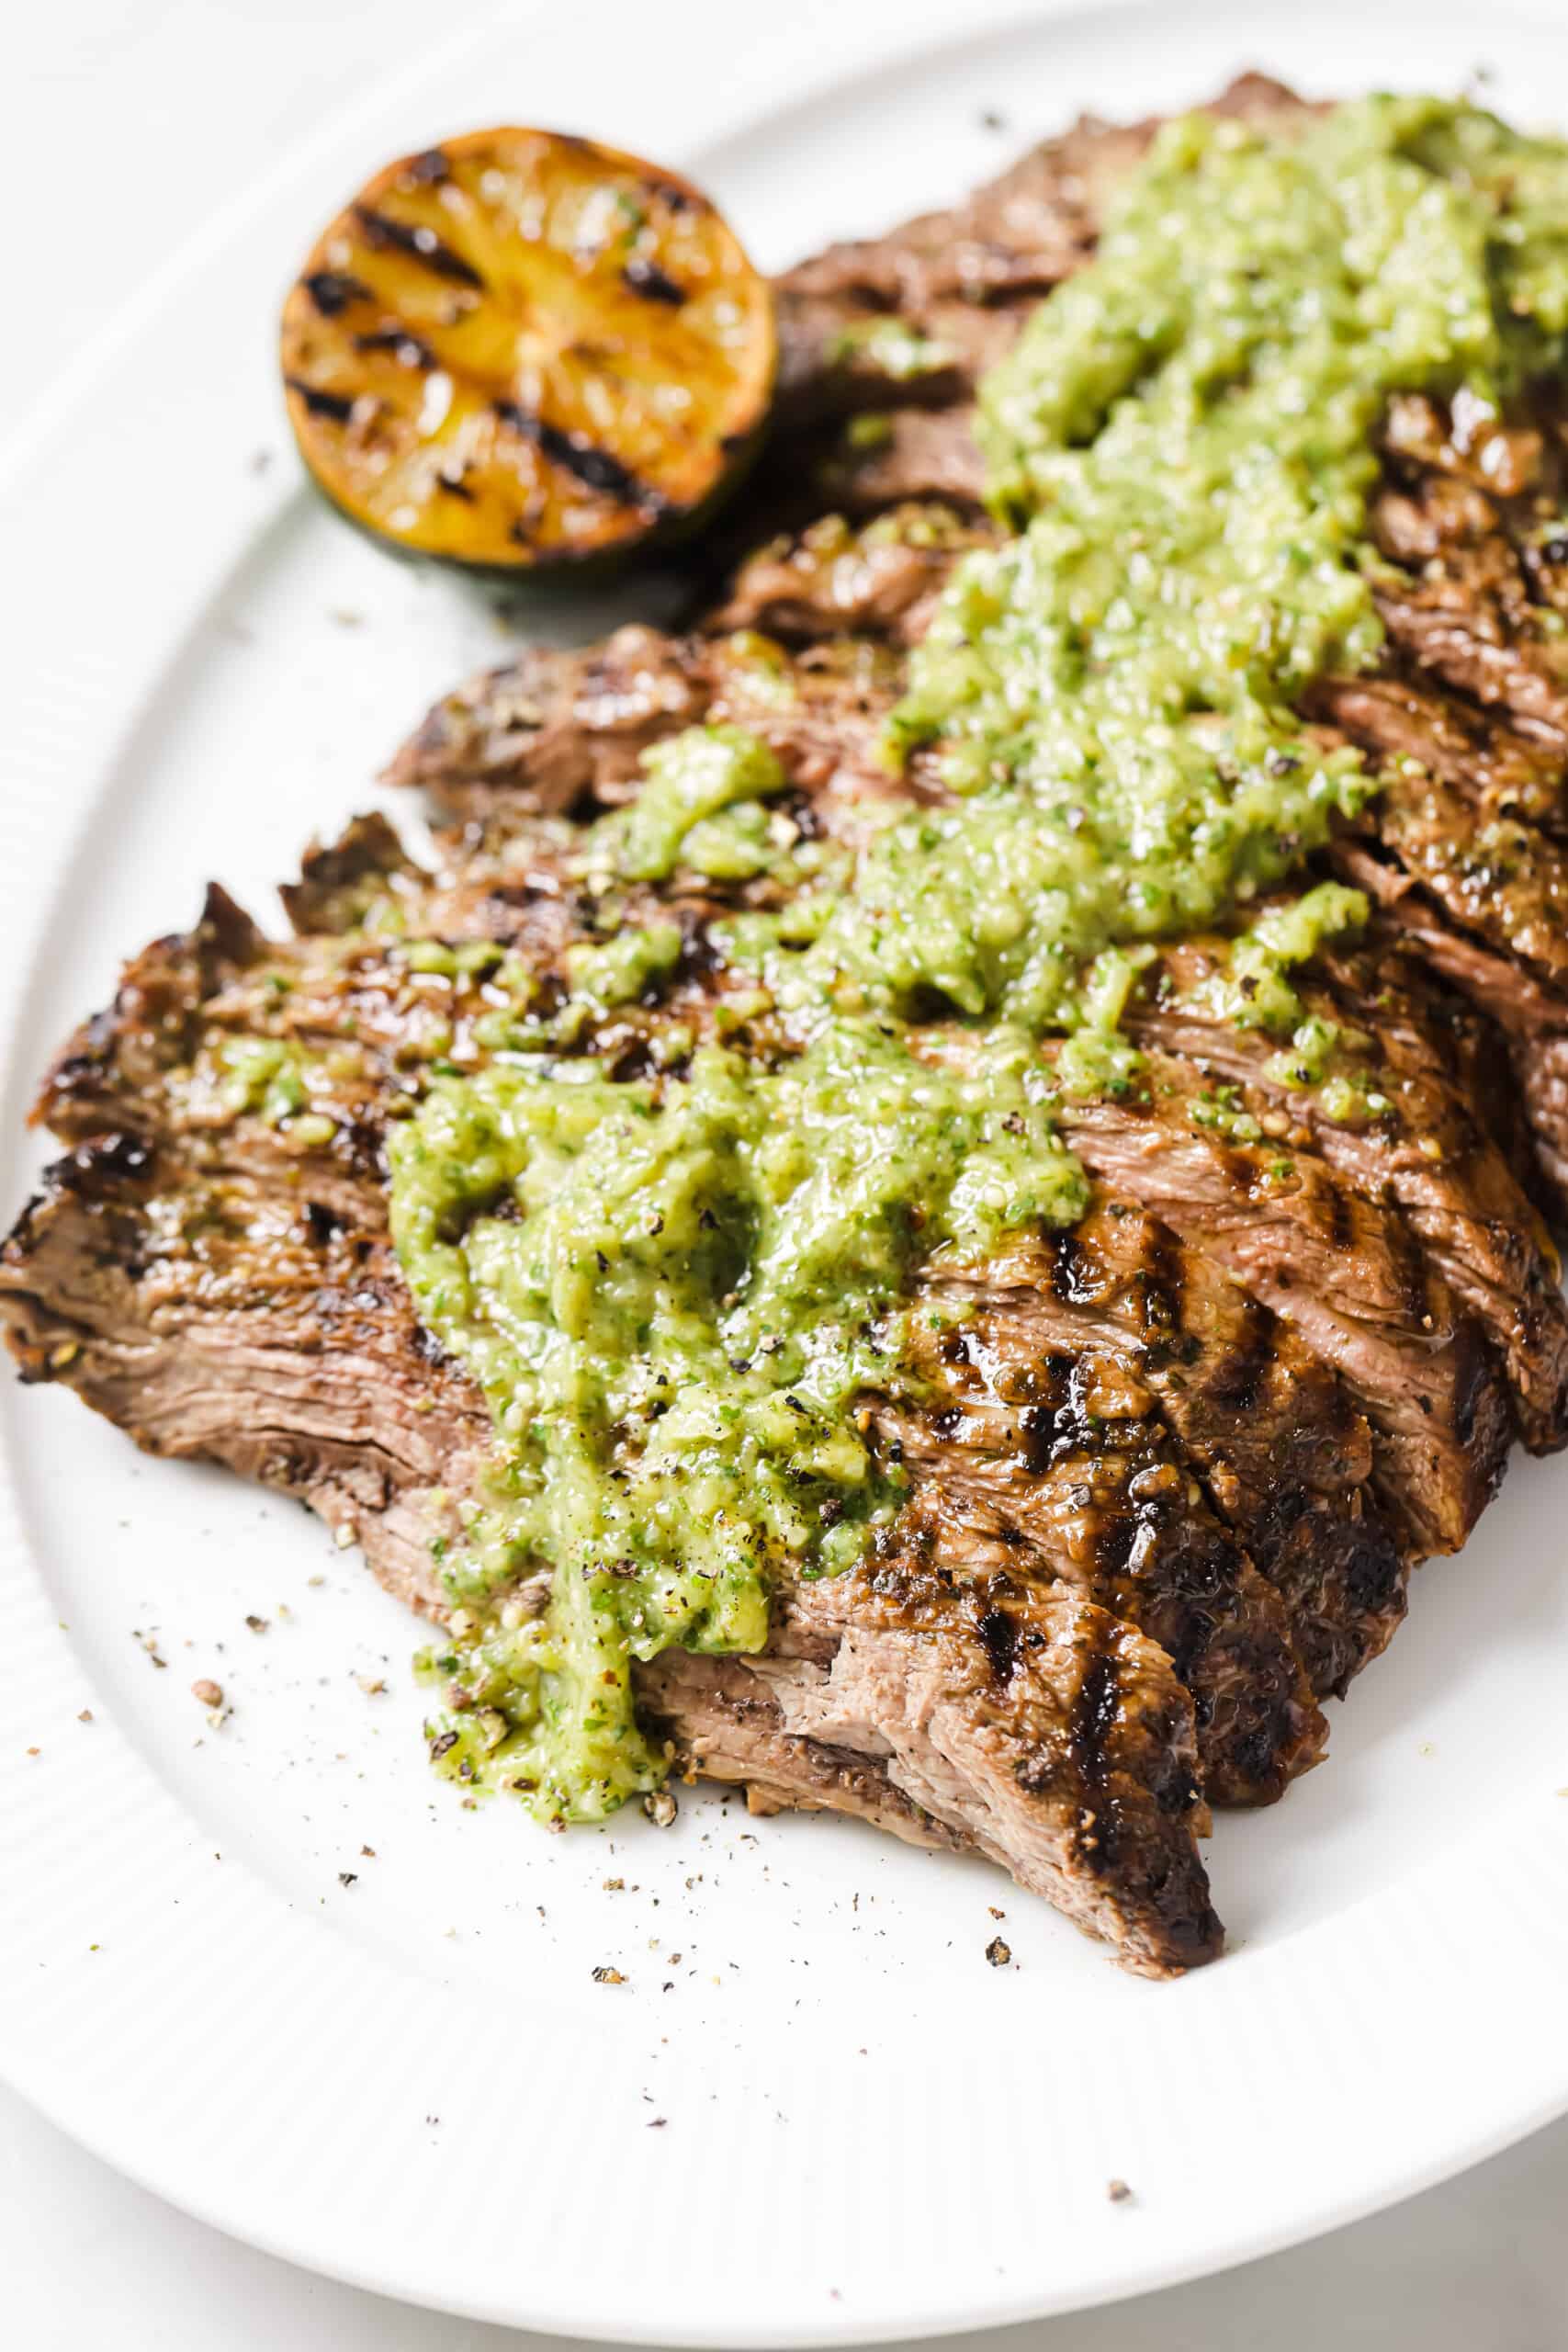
[390,96,1568,1820]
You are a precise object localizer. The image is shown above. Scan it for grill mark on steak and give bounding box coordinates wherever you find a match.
[1123,931,1568,1453]
[1203,1296,1271,1416]
[876,1332,1326,1806]
[1047,1057,1512,1556]
[1069,1646,1121,1801]
[976,1605,1019,1682]
[930,1204,1404,1702]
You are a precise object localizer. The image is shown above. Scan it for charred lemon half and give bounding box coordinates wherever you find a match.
[280,130,775,573]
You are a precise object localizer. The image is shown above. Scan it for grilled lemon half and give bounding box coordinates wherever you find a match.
[281,129,776,574]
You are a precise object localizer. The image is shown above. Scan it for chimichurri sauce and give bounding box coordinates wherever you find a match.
[390,96,1568,1820]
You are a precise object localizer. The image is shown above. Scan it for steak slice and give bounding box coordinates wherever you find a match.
[1,1141,482,1615]
[0,1132,1218,1975]
[770,74,1315,427]
[1126,933,1568,1453]
[383,624,708,818]
[881,1319,1326,1805]
[929,1206,1406,1702]
[1331,837,1568,1219]
[1049,1057,1511,1555]
[705,505,995,647]
[380,626,935,833]
[651,1541,1223,1980]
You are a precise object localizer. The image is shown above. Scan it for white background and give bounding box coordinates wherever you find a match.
[6,5,1568,2346]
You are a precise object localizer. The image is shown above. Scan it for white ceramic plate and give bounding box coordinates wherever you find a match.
[5,1,1568,2340]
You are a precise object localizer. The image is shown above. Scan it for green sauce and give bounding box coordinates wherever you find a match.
[600,723,787,883]
[391,1025,1078,1814]
[389,96,1568,1821]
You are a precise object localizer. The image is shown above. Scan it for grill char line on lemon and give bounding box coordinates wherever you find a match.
[281,129,776,573]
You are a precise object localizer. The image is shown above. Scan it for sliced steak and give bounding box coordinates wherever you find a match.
[42,764,1521,1574]
[0,1135,1217,1974]
[19,888,1324,1807]
[11,69,1564,1975]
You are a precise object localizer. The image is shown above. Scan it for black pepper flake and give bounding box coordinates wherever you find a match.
[985,1935,1012,1967]
[592,1965,626,1984]
[430,1730,459,1759]
[338,1871,357,1888]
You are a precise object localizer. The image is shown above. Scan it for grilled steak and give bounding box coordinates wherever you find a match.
[6,74,1568,1975]
[770,74,1318,430]
[2,907,1221,1977]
